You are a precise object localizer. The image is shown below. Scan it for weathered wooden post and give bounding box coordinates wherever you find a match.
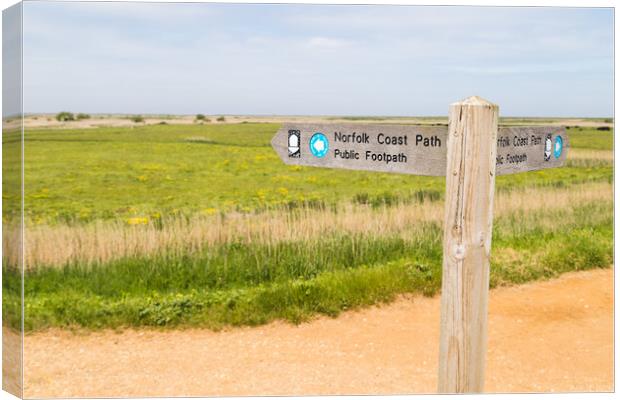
[271,95,567,394]
[437,96,499,393]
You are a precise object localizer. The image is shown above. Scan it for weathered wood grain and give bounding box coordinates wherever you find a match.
[437,96,498,393]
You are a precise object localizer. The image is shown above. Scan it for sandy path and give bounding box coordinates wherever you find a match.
[22,268,613,397]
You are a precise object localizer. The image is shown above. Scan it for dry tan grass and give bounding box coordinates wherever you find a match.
[5,181,611,269]
[568,148,613,161]
[566,149,613,167]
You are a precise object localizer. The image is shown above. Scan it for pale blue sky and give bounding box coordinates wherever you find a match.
[17,2,614,117]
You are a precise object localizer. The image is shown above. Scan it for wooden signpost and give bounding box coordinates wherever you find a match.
[271,96,569,393]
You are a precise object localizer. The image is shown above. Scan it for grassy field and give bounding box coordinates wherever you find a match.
[2,122,614,331]
[2,124,611,224]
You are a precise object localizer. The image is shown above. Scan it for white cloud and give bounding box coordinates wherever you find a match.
[306,36,353,49]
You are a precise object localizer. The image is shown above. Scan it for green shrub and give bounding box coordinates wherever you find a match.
[130,115,144,123]
[196,114,206,121]
[75,113,90,120]
[216,116,226,122]
[55,112,74,122]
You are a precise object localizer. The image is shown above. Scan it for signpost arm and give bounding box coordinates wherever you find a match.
[437,96,499,393]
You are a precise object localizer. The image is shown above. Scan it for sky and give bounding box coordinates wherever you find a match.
[9,2,615,117]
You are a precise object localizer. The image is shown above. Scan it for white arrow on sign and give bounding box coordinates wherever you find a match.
[271,123,568,176]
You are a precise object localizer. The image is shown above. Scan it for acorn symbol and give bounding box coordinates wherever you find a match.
[288,131,300,158]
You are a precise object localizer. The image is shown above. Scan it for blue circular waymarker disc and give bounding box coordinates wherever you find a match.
[310,132,329,158]
[553,136,563,159]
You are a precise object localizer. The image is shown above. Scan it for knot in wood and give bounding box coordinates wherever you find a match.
[451,225,461,236]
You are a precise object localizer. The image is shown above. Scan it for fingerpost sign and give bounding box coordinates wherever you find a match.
[271,96,569,393]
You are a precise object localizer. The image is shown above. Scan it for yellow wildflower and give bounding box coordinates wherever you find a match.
[127,217,149,225]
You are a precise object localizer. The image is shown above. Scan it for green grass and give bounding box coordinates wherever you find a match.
[5,123,612,224]
[566,126,613,150]
[2,128,22,331]
[2,122,613,332]
[4,200,611,331]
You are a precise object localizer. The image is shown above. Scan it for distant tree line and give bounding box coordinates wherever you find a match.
[195,114,226,123]
[56,112,90,121]
[55,112,229,124]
